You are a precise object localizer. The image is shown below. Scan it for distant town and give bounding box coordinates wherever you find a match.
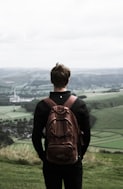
[0,67,123,105]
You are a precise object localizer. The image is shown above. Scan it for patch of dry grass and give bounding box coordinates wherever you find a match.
[0,142,41,164]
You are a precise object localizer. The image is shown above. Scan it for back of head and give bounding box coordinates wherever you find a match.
[51,63,71,88]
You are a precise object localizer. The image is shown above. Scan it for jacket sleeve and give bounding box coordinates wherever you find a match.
[32,101,49,162]
[71,98,91,158]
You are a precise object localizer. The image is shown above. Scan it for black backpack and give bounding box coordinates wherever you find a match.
[44,95,84,165]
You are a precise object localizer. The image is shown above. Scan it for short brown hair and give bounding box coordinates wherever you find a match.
[51,63,71,88]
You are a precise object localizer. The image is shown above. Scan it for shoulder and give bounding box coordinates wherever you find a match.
[72,96,86,108]
[34,99,51,115]
[71,97,89,115]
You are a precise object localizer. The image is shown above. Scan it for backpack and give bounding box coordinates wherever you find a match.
[44,95,83,165]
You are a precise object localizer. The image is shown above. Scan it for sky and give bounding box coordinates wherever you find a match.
[0,0,123,69]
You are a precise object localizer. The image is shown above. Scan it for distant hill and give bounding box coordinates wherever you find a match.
[0,67,123,100]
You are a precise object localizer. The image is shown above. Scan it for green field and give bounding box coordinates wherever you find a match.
[91,106,123,129]
[89,105,123,152]
[90,129,123,151]
[0,151,123,189]
[0,105,32,120]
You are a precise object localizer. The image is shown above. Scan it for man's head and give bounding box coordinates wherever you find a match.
[51,63,71,88]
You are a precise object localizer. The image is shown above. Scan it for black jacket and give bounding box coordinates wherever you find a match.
[32,91,91,162]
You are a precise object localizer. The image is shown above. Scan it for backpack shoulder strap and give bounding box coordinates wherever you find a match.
[44,95,77,108]
[64,95,77,108]
[44,98,57,107]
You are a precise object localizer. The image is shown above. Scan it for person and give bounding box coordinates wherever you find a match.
[32,63,91,189]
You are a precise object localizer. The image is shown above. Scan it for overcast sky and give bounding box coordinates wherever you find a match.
[0,0,123,69]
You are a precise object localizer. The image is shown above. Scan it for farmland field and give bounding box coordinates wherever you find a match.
[90,129,123,151]
[0,105,32,120]
[90,105,123,152]
[85,92,123,152]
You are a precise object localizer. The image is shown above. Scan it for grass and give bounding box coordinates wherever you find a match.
[0,140,40,165]
[90,129,123,151]
[91,105,123,129]
[89,104,123,152]
[86,91,123,101]
[0,152,123,189]
[0,139,123,189]
[0,105,32,120]
[0,159,44,189]
[83,153,123,189]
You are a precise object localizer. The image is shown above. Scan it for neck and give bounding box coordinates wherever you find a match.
[54,87,67,92]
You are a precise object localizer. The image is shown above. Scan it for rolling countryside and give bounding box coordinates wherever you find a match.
[0,68,123,189]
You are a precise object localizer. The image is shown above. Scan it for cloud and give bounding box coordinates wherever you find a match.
[0,0,123,68]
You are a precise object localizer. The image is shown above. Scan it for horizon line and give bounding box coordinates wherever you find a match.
[0,66,123,70]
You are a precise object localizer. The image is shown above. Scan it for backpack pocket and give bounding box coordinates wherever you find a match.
[46,143,78,164]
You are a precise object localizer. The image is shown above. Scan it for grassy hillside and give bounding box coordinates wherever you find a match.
[86,91,123,109]
[88,94,123,152]
[91,105,123,129]
[0,152,123,189]
[0,105,32,120]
